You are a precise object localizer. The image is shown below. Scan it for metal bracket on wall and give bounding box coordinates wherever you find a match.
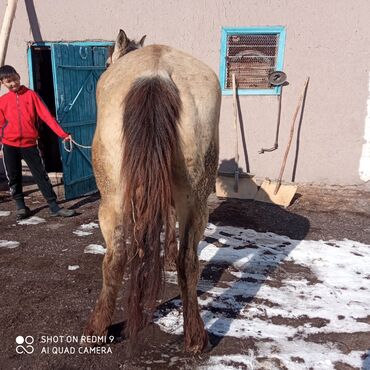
[259,71,287,154]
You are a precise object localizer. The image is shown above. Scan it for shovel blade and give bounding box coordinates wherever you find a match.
[216,173,258,199]
[255,179,297,207]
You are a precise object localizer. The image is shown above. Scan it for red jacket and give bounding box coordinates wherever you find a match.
[0,85,68,147]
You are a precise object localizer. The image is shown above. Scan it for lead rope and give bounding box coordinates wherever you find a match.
[63,138,92,152]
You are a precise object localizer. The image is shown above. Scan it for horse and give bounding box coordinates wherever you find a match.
[84,30,221,353]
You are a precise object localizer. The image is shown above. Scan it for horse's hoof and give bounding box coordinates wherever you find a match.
[82,322,108,346]
[185,343,204,354]
[185,331,209,353]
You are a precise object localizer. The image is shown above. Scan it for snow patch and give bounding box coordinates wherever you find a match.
[0,240,20,249]
[0,211,10,217]
[199,353,256,370]
[84,244,106,255]
[73,230,92,237]
[80,222,99,230]
[68,265,79,271]
[155,223,370,370]
[17,216,45,225]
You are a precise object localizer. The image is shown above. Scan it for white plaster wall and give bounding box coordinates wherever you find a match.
[1,0,369,186]
[359,72,370,182]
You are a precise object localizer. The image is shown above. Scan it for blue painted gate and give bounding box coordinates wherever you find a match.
[51,43,110,199]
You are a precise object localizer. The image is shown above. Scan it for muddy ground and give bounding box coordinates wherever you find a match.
[0,176,369,370]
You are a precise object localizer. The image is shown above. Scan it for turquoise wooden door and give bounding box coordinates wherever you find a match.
[51,43,109,199]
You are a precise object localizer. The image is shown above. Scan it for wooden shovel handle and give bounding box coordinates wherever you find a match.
[274,77,310,194]
[232,73,239,192]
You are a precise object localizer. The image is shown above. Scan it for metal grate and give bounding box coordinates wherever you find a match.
[226,33,279,89]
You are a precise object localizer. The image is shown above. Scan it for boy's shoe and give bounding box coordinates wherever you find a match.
[50,207,76,217]
[16,207,31,221]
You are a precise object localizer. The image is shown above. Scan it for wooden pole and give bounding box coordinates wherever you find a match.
[0,0,18,67]
[274,77,310,194]
[232,73,239,192]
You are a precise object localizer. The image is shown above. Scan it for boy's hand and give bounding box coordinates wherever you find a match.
[63,134,72,142]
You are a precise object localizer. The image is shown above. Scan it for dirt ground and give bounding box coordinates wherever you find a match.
[0,175,369,370]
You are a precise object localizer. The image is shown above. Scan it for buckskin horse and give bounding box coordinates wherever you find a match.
[84,30,221,353]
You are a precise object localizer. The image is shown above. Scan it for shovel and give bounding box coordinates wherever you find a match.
[216,73,259,199]
[255,77,310,207]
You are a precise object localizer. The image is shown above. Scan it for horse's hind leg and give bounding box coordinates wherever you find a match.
[84,198,126,338]
[176,198,209,353]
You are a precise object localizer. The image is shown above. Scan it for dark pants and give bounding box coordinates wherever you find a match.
[2,144,59,211]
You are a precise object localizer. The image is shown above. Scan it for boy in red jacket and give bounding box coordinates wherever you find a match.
[0,65,76,219]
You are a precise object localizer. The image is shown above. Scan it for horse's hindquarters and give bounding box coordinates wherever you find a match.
[89,43,221,352]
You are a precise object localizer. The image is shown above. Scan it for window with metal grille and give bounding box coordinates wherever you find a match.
[220,27,286,95]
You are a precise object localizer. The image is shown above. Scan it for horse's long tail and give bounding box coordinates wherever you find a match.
[122,74,181,339]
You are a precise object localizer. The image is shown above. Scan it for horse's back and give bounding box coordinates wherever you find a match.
[100,45,218,87]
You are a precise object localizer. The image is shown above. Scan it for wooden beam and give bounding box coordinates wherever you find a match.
[0,0,18,66]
